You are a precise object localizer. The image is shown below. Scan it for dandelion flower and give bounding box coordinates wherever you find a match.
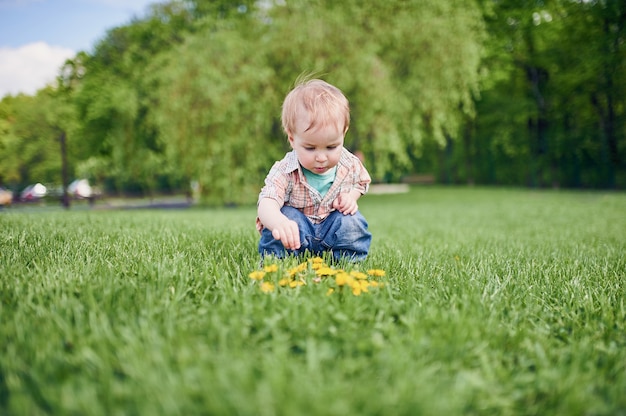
[350,271,367,280]
[264,264,279,273]
[316,267,337,276]
[335,272,349,286]
[260,282,275,293]
[288,262,307,277]
[249,270,266,280]
[248,261,388,296]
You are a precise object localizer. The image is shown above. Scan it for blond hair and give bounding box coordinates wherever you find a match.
[281,78,350,136]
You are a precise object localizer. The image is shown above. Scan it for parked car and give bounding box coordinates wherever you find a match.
[67,179,93,199]
[20,183,47,202]
[0,187,12,206]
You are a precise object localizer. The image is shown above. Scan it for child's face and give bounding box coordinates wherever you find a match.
[289,123,344,175]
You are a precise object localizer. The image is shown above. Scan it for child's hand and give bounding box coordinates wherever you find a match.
[333,193,358,215]
[272,219,301,250]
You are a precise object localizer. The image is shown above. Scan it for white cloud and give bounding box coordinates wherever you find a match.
[0,41,75,97]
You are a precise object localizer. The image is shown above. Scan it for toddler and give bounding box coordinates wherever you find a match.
[256,79,372,261]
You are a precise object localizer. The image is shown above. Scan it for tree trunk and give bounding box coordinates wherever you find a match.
[59,131,70,209]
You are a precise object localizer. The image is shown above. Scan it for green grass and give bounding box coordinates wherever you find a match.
[1,187,625,415]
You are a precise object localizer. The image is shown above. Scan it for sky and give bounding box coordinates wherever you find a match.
[0,0,156,97]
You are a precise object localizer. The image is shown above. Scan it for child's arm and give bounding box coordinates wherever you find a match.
[333,154,371,215]
[258,197,301,250]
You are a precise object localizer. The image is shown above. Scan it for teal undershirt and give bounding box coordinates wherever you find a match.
[302,166,337,198]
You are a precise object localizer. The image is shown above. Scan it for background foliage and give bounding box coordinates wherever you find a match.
[1,0,625,203]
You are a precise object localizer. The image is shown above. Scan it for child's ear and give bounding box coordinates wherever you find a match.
[288,135,295,148]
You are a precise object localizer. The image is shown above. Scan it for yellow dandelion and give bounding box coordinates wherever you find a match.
[316,267,338,276]
[260,282,275,293]
[288,262,308,276]
[263,264,279,273]
[248,270,266,280]
[350,270,368,280]
[248,260,387,296]
[335,272,348,286]
[367,269,386,277]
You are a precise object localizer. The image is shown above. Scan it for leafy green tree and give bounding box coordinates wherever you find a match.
[261,1,405,180]
[6,0,623,199]
[0,97,23,187]
[264,0,486,182]
[557,0,625,188]
[467,0,625,188]
[0,87,75,195]
[151,21,280,204]
[73,2,195,194]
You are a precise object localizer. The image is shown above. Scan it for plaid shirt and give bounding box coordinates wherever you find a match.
[257,149,371,229]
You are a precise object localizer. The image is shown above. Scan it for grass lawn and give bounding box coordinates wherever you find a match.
[1,187,624,415]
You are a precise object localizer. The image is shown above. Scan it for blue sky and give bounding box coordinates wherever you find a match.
[0,0,155,97]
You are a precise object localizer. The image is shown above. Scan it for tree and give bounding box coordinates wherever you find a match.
[264,0,486,182]
[72,2,195,195]
[151,21,280,204]
[569,0,625,188]
[0,85,76,197]
[6,0,623,199]
[471,0,625,188]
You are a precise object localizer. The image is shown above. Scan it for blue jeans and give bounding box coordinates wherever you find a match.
[258,206,372,261]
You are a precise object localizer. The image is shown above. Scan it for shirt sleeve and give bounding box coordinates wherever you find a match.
[258,161,289,207]
[352,156,371,195]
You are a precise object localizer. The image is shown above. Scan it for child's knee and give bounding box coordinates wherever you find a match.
[339,212,369,232]
[328,212,371,246]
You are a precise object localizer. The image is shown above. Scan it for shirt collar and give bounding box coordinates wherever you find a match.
[284,151,301,173]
